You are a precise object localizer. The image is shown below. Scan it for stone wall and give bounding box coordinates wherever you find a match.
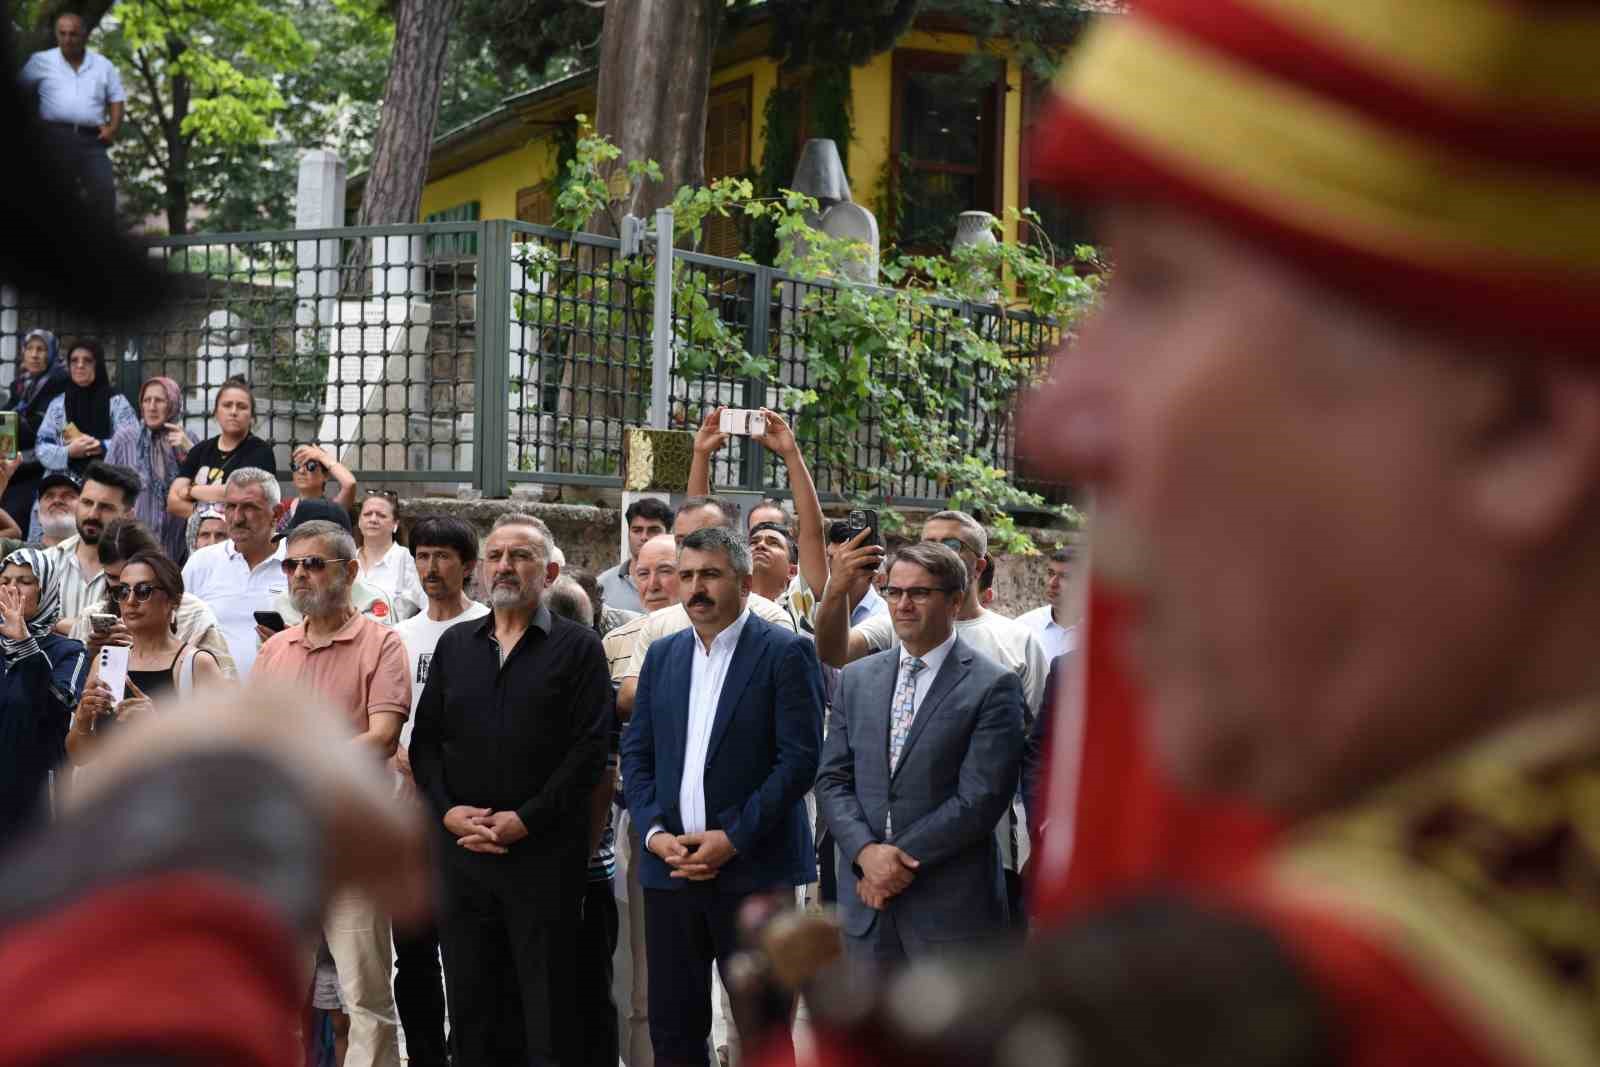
[396,496,1076,619]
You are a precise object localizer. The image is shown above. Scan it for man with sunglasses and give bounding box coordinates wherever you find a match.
[814,509,1047,929]
[267,499,399,630]
[816,540,1024,964]
[255,517,410,1067]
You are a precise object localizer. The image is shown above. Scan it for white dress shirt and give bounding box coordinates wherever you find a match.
[897,630,958,723]
[21,48,125,127]
[647,607,752,846]
[357,540,425,618]
[1015,604,1076,662]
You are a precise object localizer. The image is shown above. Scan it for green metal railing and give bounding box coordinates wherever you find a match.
[0,219,1063,505]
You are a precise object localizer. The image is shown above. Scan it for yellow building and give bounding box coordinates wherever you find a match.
[369,9,1089,259]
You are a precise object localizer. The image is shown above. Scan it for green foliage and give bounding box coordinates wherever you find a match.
[531,126,1094,549]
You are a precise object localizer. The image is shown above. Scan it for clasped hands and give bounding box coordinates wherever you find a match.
[649,828,737,881]
[855,842,920,910]
[443,805,528,855]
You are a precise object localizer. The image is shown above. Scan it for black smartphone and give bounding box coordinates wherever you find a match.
[845,508,880,547]
[253,610,288,634]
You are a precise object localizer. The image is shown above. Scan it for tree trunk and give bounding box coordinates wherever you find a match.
[346,0,461,293]
[163,63,191,236]
[591,0,723,234]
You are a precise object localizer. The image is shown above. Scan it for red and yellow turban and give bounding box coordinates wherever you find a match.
[1033,0,1600,355]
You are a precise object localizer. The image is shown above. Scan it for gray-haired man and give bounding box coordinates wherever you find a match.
[180,466,285,678]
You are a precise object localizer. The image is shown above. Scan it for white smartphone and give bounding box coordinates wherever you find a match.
[98,644,130,705]
[718,408,764,437]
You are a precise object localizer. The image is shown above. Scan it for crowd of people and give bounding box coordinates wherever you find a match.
[0,341,1071,1067]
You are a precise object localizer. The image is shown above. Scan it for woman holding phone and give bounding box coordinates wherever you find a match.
[0,547,88,850]
[67,550,225,766]
[106,377,192,562]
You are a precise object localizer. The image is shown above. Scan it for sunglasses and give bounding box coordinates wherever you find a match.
[291,460,324,474]
[108,581,161,604]
[935,536,977,556]
[281,556,350,575]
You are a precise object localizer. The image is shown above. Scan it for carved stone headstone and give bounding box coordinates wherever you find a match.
[819,202,880,285]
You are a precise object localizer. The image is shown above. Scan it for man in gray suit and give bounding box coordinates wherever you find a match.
[815,541,1025,963]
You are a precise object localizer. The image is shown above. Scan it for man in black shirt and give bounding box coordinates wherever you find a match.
[410,512,614,1067]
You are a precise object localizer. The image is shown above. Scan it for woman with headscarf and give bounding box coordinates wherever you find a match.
[106,376,193,562]
[2,328,69,529]
[185,502,226,555]
[0,546,88,851]
[31,338,135,540]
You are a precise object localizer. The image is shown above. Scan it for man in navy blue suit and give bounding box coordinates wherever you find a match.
[621,525,824,1067]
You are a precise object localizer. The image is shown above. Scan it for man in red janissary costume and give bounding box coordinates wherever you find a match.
[759,2,1600,1066]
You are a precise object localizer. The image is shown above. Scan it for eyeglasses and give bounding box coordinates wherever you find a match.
[108,581,160,603]
[934,536,977,556]
[882,585,956,604]
[365,488,398,500]
[291,460,324,474]
[281,556,350,575]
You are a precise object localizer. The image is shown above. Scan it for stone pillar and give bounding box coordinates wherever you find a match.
[294,150,346,353]
[0,286,17,390]
[371,233,426,304]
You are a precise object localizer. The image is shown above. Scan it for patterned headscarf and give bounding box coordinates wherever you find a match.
[185,503,225,554]
[0,546,62,641]
[8,328,64,415]
[136,375,184,498]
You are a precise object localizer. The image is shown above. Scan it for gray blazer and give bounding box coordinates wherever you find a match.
[815,636,1025,947]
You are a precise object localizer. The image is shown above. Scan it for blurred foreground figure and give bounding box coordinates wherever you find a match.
[0,691,426,1067]
[757,2,1600,1066]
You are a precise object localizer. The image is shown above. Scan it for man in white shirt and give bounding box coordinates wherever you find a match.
[181,467,285,679]
[48,462,137,635]
[392,514,485,1067]
[20,13,124,220]
[1015,546,1077,661]
[814,509,1048,929]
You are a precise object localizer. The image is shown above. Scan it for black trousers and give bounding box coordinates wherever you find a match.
[575,877,620,1067]
[41,125,116,224]
[393,919,449,1067]
[642,885,795,1067]
[439,866,582,1067]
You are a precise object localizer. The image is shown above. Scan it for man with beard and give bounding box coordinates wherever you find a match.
[254,518,409,1067]
[410,512,613,1066]
[48,460,138,635]
[34,470,80,548]
[181,466,285,679]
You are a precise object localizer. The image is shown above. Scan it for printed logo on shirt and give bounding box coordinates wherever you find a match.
[371,600,389,618]
[417,652,431,685]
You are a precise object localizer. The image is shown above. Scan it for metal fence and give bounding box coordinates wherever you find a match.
[0,218,1063,507]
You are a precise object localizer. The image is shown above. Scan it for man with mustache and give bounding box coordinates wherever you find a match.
[622,525,823,1067]
[254,518,410,1067]
[48,460,138,636]
[410,512,613,1066]
[181,466,285,678]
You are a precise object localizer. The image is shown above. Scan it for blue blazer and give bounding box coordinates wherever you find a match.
[621,612,823,894]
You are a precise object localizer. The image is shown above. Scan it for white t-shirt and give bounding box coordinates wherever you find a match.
[394,601,491,746]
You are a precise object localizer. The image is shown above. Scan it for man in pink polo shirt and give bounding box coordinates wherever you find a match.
[254,517,410,1067]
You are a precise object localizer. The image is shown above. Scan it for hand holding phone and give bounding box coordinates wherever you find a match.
[89,612,119,634]
[718,408,765,437]
[254,610,287,634]
[97,644,130,705]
